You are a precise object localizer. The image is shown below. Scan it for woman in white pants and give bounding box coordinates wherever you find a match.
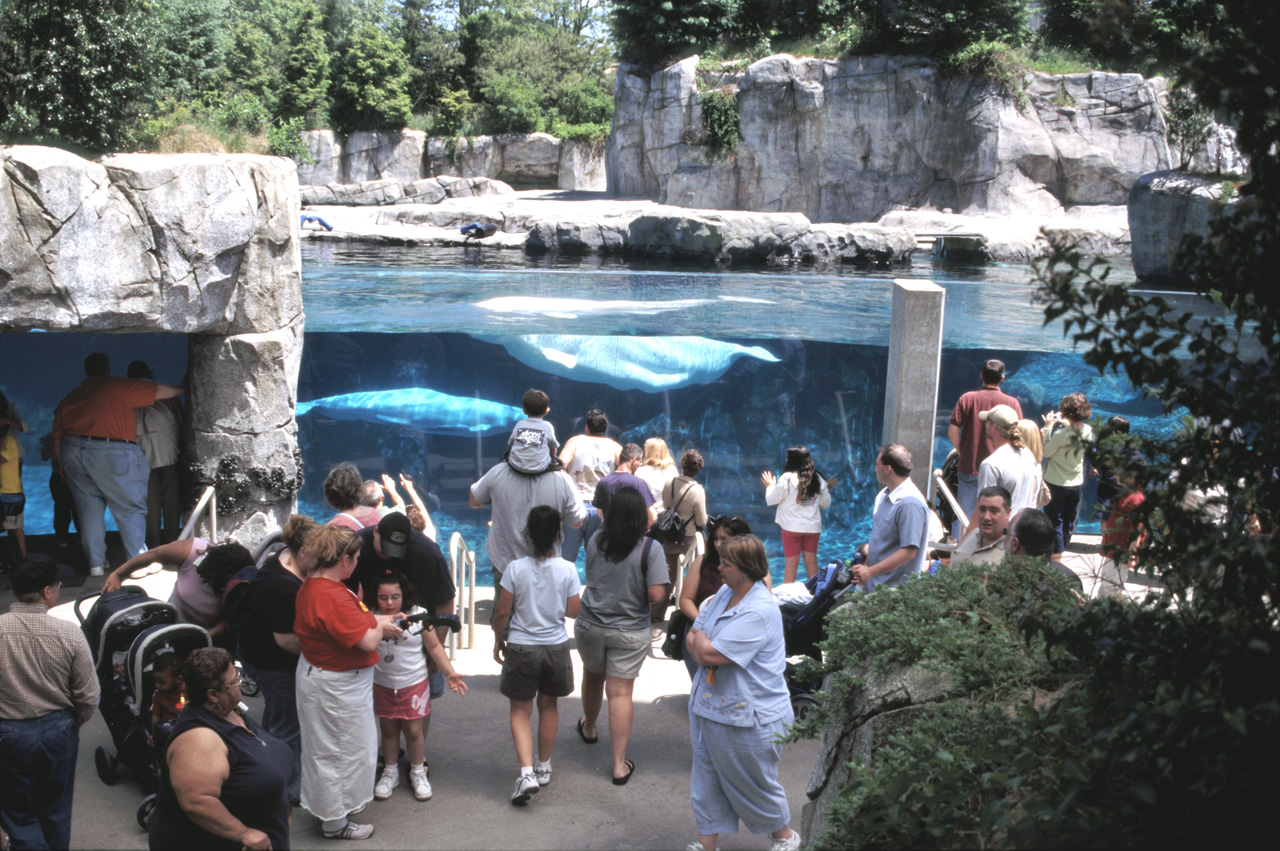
[294,525,402,840]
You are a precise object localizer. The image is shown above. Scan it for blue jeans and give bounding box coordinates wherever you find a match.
[560,500,601,564]
[60,436,149,570]
[954,472,979,539]
[242,661,301,804]
[0,710,79,851]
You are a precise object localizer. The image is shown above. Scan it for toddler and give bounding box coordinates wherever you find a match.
[505,389,562,474]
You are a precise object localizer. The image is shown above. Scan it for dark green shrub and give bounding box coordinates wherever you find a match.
[481,72,543,134]
[1165,87,1213,171]
[278,3,332,123]
[612,0,740,66]
[330,22,413,135]
[942,38,1029,111]
[700,90,743,162]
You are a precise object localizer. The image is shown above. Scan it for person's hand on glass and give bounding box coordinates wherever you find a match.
[761,471,777,487]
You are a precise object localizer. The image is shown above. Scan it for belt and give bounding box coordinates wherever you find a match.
[69,434,136,445]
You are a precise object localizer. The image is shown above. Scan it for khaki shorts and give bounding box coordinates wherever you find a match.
[1,510,21,531]
[574,620,650,680]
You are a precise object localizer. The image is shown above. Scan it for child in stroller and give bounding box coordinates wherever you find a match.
[776,549,863,719]
[75,586,211,793]
[146,650,188,750]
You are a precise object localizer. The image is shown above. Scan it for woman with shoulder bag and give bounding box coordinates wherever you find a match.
[657,450,709,622]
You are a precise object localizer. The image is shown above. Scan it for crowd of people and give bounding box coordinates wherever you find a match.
[1,361,1161,851]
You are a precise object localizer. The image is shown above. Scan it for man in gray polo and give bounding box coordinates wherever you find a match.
[470,462,586,588]
[0,556,100,850]
[851,444,930,592]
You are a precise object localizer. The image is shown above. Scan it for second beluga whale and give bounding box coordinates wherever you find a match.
[475,334,781,392]
[295,388,523,436]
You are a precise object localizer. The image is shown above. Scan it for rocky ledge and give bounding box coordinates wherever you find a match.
[303,193,917,265]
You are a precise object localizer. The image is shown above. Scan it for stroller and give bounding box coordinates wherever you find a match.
[75,586,212,800]
[778,556,859,720]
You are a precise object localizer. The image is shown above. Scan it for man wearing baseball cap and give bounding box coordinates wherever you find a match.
[958,404,1040,542]
[0,556,100,849]
[947,359,1022,536]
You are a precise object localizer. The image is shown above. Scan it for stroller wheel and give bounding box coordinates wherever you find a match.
[240,672,260,697]
[791,694,821,722]
[95,746,116,785]
[137,794,157,830]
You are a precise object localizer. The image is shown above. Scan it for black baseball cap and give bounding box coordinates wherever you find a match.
[378,512,411,559]
[11,554,76,596]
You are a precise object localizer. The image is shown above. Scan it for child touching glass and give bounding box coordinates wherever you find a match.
[372,571,466,802]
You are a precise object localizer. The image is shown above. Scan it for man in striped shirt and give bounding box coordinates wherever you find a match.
[0,556,100,850]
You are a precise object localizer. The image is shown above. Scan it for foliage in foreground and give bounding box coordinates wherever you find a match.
[799,2,1279,847]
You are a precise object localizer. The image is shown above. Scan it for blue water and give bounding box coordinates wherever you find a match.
[1,245,1205,584]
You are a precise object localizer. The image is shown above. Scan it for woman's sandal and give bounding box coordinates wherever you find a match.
[612,759,635,786]
[576,717,598,744]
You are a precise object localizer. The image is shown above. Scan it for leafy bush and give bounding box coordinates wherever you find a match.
[700,90,743,162]
[942,39,1029,112]
[279,2,332,123]
[1165,87,1213,171]
[612,0,740,66]
[267,116,311,162]
[329,22,413,135]
[481,72,544,134]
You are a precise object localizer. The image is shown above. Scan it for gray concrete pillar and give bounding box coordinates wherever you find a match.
[882,278,945,497]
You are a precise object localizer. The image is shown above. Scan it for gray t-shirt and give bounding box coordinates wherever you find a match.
[977,444,1040,514]
[471,464,586,579]
[866,481,930,591]
[579,533,668,631]
[500,555,581,645]
[507,417,559,474]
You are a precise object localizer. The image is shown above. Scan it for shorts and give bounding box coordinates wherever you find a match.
[1,511,21,531]
[780,529,820,557]
[574,620,649,680]
[373,680,430,720]
[499,641,574,701]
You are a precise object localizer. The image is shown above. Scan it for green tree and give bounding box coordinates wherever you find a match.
[0,0,155,151]
[398,0,464,112]
[225,20,286,113]
[330,21,413,133]
[279,2,333,123]
[152,0,234,102]
[611,0,739,66]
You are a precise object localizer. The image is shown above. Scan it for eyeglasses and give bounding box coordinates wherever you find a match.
[214,675,242,692]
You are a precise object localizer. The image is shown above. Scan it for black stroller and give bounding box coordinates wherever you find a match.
[75,587,211,799]
[778,557,859,719]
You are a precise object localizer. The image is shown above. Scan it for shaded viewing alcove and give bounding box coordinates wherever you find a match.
[0,146,304,545]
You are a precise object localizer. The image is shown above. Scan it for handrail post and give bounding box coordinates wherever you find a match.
[932,470,967,537]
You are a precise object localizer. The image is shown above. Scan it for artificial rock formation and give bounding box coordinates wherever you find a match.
[609,54,1172,221]
[1128,170,1237,283]
[0,146,304,545]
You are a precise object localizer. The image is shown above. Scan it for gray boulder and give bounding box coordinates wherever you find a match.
[301,179,404,206]
[1128,170,1236,283]
[342,129,426,184]
[557,140,606,191]
[296,129,341,186]
[626,212,724,258]
[399,178,448,205]
[526,218,629,253]
[441,176,515,198]
[785,223,917,265]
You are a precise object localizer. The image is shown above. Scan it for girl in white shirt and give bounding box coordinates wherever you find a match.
[761,446,836,583]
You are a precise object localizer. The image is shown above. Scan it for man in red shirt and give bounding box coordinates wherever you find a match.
[52,353,184,576]
[947,359,1022,537]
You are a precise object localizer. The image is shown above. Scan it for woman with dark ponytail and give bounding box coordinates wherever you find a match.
[762,446,836,583]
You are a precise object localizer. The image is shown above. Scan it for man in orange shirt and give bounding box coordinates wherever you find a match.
[52,353,184,576]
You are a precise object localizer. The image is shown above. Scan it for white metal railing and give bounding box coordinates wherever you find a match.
[447,531,477,657]
[178,485,218,542]
[932,469,967,537]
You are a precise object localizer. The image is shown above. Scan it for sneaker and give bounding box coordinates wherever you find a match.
[374,766,399,800]
[510,772,539,805]
[89,565,105,577]
[686,842,713,851]
[323,821,374,840]
[409,766,432,801]
[534,761,552,787]
[769,830,801,851]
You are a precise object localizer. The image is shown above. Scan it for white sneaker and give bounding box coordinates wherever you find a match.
[324,821,374,840]
[409,766,432,800]
[373,766,399,800]
[769,830,801,851]
[510,772,539,805]
[534,761,552,787]
[89,565,105,577]
[685,842,708,851]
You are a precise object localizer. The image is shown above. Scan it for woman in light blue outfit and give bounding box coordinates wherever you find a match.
[684,535,800,851]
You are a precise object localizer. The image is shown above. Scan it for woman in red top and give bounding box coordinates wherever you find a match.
[294,525,402,841]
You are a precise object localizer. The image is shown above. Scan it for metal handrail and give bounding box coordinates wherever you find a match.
[178,485,218,542]
[447,531,477,656]
[932,470,967,537]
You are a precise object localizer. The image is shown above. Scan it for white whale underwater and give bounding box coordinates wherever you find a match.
[476,334,782,392]
[295,388,523,435]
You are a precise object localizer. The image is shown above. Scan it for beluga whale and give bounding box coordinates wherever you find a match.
[476,334,781,392]
[295,388,523,436]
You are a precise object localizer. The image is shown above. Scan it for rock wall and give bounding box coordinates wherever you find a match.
[0,146,304,546]
[297,129,606,191]
[1128,170,1237,284]
[608,54,1173,221]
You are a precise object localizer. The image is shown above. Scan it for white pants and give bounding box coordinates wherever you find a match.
[297,655,376,821]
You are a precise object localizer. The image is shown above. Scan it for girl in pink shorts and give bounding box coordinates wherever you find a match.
[761,446,837,583]
[372,572,467,802]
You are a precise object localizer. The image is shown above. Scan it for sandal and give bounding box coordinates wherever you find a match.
[612,759,635,786]
[577,717,598,744]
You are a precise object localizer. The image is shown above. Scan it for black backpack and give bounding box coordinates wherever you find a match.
[220,562,300,634]
[649,482,695,545]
